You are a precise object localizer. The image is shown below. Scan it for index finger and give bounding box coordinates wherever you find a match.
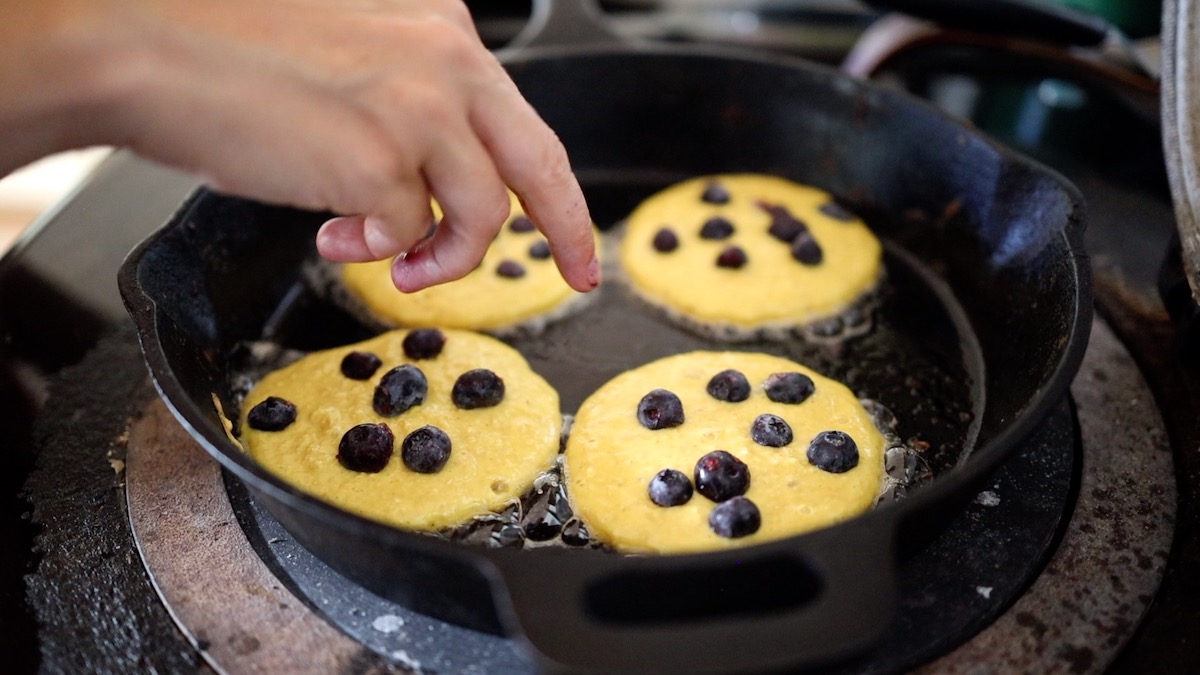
[470,83,600,292]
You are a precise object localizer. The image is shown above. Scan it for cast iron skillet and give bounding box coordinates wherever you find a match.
[119,3,1091,673]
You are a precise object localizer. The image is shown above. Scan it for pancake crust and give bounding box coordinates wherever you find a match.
[239,329,561,531]
[564,351,885,554]
[620,174,882,336]
[340,191,597,334]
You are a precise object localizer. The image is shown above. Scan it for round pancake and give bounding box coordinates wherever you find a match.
[564,351,885,554]
[239,329,562,531]
[339,191,597,334]
[619,174,883,337]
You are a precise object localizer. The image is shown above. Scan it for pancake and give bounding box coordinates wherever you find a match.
[619,174,883,340]
[238,328,562,532]
[563,351,885,554]
[336,191,598,336]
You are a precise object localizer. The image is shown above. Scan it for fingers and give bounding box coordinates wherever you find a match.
[391,127,512,290]
[470,83,599,293]
[316,181,434,263]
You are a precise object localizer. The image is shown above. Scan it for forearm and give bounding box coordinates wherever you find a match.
[0,0,138,175]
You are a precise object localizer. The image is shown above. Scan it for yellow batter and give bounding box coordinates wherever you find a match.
[238,329,562,531]
[341,191,598,333]
[564,351,884,554]
[620,174,882,334]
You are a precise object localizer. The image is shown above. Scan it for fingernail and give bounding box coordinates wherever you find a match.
[586,256,601,289]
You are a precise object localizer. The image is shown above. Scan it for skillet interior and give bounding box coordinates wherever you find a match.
[119,45,1089,674]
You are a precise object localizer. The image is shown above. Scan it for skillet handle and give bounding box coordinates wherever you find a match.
[504,0,624,51]
[489,519,898,675]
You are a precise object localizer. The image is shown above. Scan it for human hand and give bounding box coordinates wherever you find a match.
[1,0,599,292]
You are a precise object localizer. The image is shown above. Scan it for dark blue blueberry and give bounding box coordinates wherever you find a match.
[452,368,506,409]
[496,259,526,278]
[761,203,808,243]
[764,372,815,404]
[247,396,297,431]
[402,328,446,360]
[790,231,823,265]
[373,364,428,417]
[750,413,793,447]
[636,389,685,430]
[706,369,751,403]
[401,425,452,473]
[528,240,552,260]
[716,245,748,269]
[508,215,536,233]
[340,351,383,380]
[708,496,761,538]
[699,216,735,240]
[694,450,750,502]
[807,430,860,473]
[819,200,856,221]
[337,422,394,472]
[700,181,731,204]
[653,227,679,253]
[648,468,693,507]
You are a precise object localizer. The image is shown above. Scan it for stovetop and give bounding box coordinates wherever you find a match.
[3,5,1200,673]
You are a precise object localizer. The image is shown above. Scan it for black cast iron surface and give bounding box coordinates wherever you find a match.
[118,41,1089,672]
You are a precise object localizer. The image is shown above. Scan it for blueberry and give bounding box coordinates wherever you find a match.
[402,328,446,360]
[708,496,761,538]
[636,388,685,430]
[699,216,735,240]
[496,259,526,278]
[761,203,808,243]
[528,240,552,260]
[694,450,750,502]
[790,231,824,265]
[337,422,394,472]
[247,396,297,431]
[340,351,383,380]
[716,245,748,269]
[819,200,856,221]
[452,368,506,409]
[701,181,731,204]
[648,468,693,507]
[653,227,679,253]
[373,364,428,417]
[401,425,452,473]
[508,215,536,233]
[807,430,860,473]
[706,369,751,403]
[764,372,815,404]
[750,413,793,447]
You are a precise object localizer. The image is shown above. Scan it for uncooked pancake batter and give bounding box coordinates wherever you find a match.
[620,174,882,337]
[238,328,562,531]
[564,351,885,554]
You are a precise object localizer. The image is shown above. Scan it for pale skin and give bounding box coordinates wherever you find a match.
[0,0,600,293]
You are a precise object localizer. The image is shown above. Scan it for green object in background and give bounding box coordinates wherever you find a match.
[1052,0,1162,37]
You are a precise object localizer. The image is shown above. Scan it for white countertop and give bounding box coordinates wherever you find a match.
[0,147,111,252]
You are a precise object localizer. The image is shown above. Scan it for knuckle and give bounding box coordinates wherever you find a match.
[509,130,573,189]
